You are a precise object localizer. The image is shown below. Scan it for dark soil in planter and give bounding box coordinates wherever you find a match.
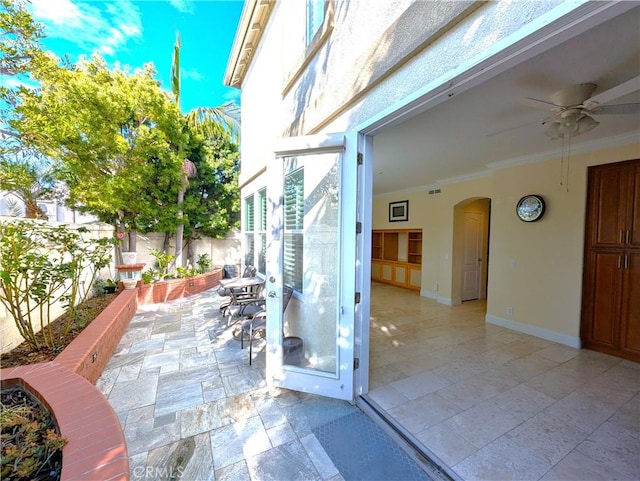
[1,386,66,480]
[0,294,117,369]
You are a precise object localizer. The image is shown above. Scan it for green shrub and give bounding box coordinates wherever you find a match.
[196,253,211,273]
[0,221,113,351]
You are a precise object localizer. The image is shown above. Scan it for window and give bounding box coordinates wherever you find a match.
[257,189,267,274]
[244,195,255,268]
[284,166,304,291]
[306,0,325,46]
[244,189,267,275]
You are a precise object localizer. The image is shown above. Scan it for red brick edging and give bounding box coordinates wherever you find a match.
[0,269,223,481]
[1,363,129,480]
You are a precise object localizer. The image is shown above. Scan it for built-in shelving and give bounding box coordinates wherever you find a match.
[371,229,422,290]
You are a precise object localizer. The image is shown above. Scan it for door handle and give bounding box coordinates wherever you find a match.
[268,291,277,298]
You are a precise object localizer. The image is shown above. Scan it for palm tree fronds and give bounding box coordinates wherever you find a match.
[185,102,240,142]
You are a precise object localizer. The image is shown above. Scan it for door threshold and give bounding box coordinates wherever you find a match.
[357,395,462,481]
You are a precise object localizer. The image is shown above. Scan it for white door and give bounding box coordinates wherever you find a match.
[264,132,361,401]
[461,212,483,301]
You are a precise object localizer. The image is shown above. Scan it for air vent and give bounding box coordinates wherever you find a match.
[427,188,441,195]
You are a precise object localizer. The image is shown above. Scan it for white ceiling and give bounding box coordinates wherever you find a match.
[372,5,640,195]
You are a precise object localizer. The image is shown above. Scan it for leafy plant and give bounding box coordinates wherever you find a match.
[1,387,67,480]
[149,248,175,280]
[176,266,198,278]
[0,220,113,350]
[91,278,117,297]
[141,270,156,284]
[196,253,211,273]
[91,278,107,297]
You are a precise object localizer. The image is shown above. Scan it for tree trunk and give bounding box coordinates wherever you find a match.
[163,232,171,253]
[186,232,195,266]
[24,200,46,219]
[175,186,185,267]
[129,229,137,252]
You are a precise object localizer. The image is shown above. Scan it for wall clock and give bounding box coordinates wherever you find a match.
[516,195,545,222]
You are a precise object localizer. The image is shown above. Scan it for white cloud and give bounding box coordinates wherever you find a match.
[180,67,203,81]
[29,0,143,59]
[167,0,194,14]
[0,75,38,91]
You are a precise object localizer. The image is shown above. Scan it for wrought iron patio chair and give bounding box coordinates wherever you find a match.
[226,281,266,327]
[240,285,294,365]
[217,265,258,314]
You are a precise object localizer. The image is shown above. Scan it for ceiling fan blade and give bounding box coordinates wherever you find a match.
[591,103,640,115]
[585,76,640,108]
[525,97,562,108]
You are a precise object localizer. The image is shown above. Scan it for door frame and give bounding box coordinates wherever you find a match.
[350,2,632,397]
[265,132,365,401]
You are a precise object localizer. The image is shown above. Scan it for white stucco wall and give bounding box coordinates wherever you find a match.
[232,0,635,352]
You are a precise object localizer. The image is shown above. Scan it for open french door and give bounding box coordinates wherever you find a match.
[264,132,367,401]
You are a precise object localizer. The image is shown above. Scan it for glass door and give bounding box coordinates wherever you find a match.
[265,132,359,401]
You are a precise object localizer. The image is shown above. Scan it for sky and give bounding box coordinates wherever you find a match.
[27,0,245,114]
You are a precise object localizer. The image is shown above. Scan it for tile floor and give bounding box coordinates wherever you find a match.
[97,287,437,481]
[97,290,357,481]
[367,282,640,481]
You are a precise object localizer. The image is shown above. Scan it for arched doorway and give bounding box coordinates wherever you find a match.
[452,198,491,302]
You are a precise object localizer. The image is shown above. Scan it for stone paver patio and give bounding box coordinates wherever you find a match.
[96,288,360,481]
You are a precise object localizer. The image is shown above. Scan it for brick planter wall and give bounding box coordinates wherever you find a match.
[1,364,129,481]
[0,268,223,481]
[55,290,138,385]
[137,269,222,304]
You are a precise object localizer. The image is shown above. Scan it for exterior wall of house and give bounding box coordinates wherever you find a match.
[287,0,563,135]
[239,1,565,181]
[231,0,635,350]
[372,141,640,346]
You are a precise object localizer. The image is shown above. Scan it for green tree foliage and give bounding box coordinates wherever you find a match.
[170,32,240,266]
[0,0,46,152]
[11,54,188,250]
[0,0,43,77]
[0,156,54,218]
[181,131,240,264]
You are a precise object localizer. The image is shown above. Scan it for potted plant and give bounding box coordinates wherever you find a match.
[92,278,117,296]
[104,279,118,294]
[121,279,138,290]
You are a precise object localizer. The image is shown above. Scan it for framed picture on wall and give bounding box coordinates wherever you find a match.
[389,200,409,222]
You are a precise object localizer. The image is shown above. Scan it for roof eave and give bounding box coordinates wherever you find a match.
[223,0,275,89]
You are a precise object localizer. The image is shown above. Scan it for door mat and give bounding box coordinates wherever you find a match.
[312,411,433,481]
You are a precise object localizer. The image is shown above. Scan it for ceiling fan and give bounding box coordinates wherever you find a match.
[528,80,640,139]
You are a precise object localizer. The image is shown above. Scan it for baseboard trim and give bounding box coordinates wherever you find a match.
[419,290,462,306]
[438,297,461,306]
[421,289,437,299]
[485,314,582,349]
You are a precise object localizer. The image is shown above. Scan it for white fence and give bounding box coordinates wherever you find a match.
[0,218,241,354]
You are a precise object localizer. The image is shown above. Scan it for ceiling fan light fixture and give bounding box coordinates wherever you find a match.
[577,114,599,135]
[544,121,562,139]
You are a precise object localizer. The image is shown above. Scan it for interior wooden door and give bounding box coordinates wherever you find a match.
[581,159,640,362]
[461,212,483,301]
